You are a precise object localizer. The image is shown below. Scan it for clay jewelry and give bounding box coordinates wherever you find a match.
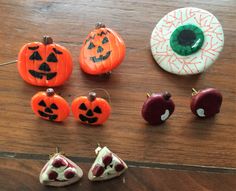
[39,148,83,187]
[79,22,126,75]
[17,36,73,86]
[31,88,70,122]
[142,92,175,125]
[151,7,224,75]
[88,145,128,181]
[190,88,223,118]
[71,91,111,125]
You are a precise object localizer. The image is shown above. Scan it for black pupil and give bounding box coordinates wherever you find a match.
[178,30,196,46]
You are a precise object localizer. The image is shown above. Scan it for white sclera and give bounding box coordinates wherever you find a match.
[150,7,224,75]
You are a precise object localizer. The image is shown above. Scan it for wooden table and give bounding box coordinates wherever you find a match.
[0,0,236,190]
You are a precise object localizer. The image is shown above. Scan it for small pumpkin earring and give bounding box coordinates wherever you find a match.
[71,91,111,125]
[31,88,70,122]
[79,22,126,75]
[17,36,73,87]
[190,88,223,118]
[142,92,175,125]
[88,144,128,181]
[39,147,83,187]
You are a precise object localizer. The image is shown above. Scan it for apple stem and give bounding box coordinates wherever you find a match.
[163,92,171,100]
[146,93,150,98]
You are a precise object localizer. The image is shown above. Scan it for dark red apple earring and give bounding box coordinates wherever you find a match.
[142,92,175,125]
[190,88,223,118]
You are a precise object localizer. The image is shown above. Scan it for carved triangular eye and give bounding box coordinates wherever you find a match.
[94,106,102,114]
[30,51,42,60]
[88,42,95,49]
[47,53,58,62]
[38,100,46,107]
[50,103,58,110]
[79,103,87,110]
[102,37,109,44]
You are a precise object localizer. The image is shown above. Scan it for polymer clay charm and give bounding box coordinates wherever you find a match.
[31,88,70,122]
[17,36,73,86]
[72,92,111,125]
[79,23,126,75]
[142,92,175,125]
[88,145,128,181]
[151,7,224,75]
[190,88,222,118]
[39,148,83,187]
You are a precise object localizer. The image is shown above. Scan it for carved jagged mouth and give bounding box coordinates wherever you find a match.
[79,114,98,124]
[38,110,58,121]
[90,51,111,63]
[29,70,57,80]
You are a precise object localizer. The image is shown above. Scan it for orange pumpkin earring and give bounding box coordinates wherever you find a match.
[31,88,70,122]
[17,36,73,87]
[71,92,111,125]
[79,23,126,75]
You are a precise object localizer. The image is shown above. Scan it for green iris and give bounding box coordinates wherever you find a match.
[170,24,204,56]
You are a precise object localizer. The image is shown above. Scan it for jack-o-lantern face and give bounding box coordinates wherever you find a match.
[79,23,126,75]
[31,88,70,122]
[71,92,111,125]
[17,36,73,87]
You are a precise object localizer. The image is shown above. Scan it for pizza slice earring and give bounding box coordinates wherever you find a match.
[151,7,224,75]
[88,145,128,181]
[71,92,111,125]
[142,92,175,125]
[190,88,223,118]
[31,88,70,122]
[39,148,83,187]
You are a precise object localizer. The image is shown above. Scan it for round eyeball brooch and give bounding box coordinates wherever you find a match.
[142,92,175,125]
[17,36,73,86]
[150,7,224,75]
[190,88,223,118]
[31,88,70,122]
[71,92,111,125]
[79,23,126,75]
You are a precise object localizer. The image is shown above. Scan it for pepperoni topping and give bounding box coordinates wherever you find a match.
[52,158,67,168]
[64,170,75,179]
[102,154,113,166]
[92,164,105,177]
[48,170,58,180]
[115,163,125,172]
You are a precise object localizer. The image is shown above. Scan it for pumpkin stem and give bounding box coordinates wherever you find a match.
[163,92,171,100]
[42,36,53,45]
[95,22,106,29]
[46,88,55,96]
[88,92,96,102]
